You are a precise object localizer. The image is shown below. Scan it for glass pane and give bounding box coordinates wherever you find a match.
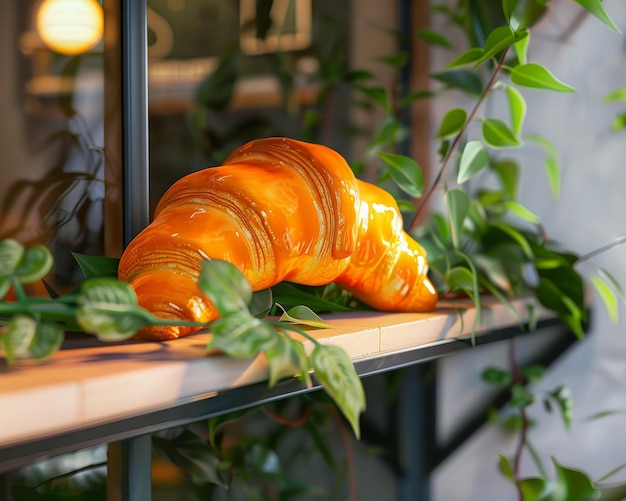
[146,0,352,211]
[0,0,114,292]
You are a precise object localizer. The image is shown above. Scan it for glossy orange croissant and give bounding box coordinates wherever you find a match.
[118,137,438,340]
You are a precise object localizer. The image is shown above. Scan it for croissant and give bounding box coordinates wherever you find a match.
[118,137,438,340]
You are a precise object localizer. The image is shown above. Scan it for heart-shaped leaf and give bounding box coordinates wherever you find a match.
[198,260,252,315]
[378,152,424,198]
[14,245,53,284]
[310,344,365,438]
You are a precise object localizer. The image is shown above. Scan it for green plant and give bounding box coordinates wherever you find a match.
[0,238,364,439]
[326,0,625,499]
[603,88,626,132]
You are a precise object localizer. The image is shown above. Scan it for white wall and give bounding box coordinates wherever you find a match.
[432,1,626,499]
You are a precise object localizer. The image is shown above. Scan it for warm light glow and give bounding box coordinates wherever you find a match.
[36,0,103,55]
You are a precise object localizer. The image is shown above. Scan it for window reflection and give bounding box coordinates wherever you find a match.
[147,0,351,212]
[0,0,106,290]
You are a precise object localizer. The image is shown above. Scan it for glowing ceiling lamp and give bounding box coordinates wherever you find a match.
[36,0,104,55]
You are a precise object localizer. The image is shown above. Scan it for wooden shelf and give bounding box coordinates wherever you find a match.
[0,296,560,473]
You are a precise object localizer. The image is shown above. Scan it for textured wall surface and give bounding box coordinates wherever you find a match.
[432,1,626,499]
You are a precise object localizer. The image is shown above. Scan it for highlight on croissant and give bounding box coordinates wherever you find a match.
[118,137,438,340]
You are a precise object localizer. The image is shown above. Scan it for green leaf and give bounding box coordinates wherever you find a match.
[476,26,528,65]
[28,322,64,360]
[14,245,53,284]
[526,133,559,158]
[400,89,435,106]
[456,253,483,331]
[499,455,515,481]
[491,158,520,199]
[446,47,484,69]
[482,118,523,148]
[506,85,527,137]
[504,0,547,31]
[310,344,365,438]
[544,156,561,199]
[474,254,513,293]
[603,88,626,102]
[547,386,574,430]
[345,69,373,82]
[523,364,545,384]
[209,312,276,358]
[511,63,575,92]
[553,457,601,501]
[397,199,417,214]
[598,482,626,501]
[0,239,24,277]
[72,253,120,278]
[445,189,470,248]
[458,140,489,184]
[207,408,251,449]
[76,278,150,341]
[598,267,626,303]
[367,116,409,158]
[377,52,408,69]
[198,260,252,315]
[270,282,352,313]
[611,113,626,132]
[518,477,557,501]
[278,305,333,329]
[1,315,36,362]
[514,33,530,65]
[482,366,513,385]
[0,276,9,299]
[430,212,452,247]
[377,152,424,197]
[591,275,619,324]
[527,133,561,199]
[445,266,475,292]
[535,278,585,338]
[435,108,467,139]
[500,201,541,224]
[511,383,534,408]
[437,139,451,162]
[571,0,620,33]
[503,414,526,433]
[416,29,452,48]
[432,70,483,97]
[250,288,273,317]
[490,223,533,258]
[586,408,626,422]
[153,430,226,488]
[265,334,308,387]
[357,85,390,113]
[467,199,489,236]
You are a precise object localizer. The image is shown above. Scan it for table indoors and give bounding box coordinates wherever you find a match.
[0,296,582,500]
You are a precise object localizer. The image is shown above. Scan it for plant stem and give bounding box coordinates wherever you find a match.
[330,405,356,501]
[509,338,529,501]
[10,278,27,302]
[0,300,77,320]
[525,438,548,479]
[578,235,626,263]
[263,404,311,428]
[409,48,511,231]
